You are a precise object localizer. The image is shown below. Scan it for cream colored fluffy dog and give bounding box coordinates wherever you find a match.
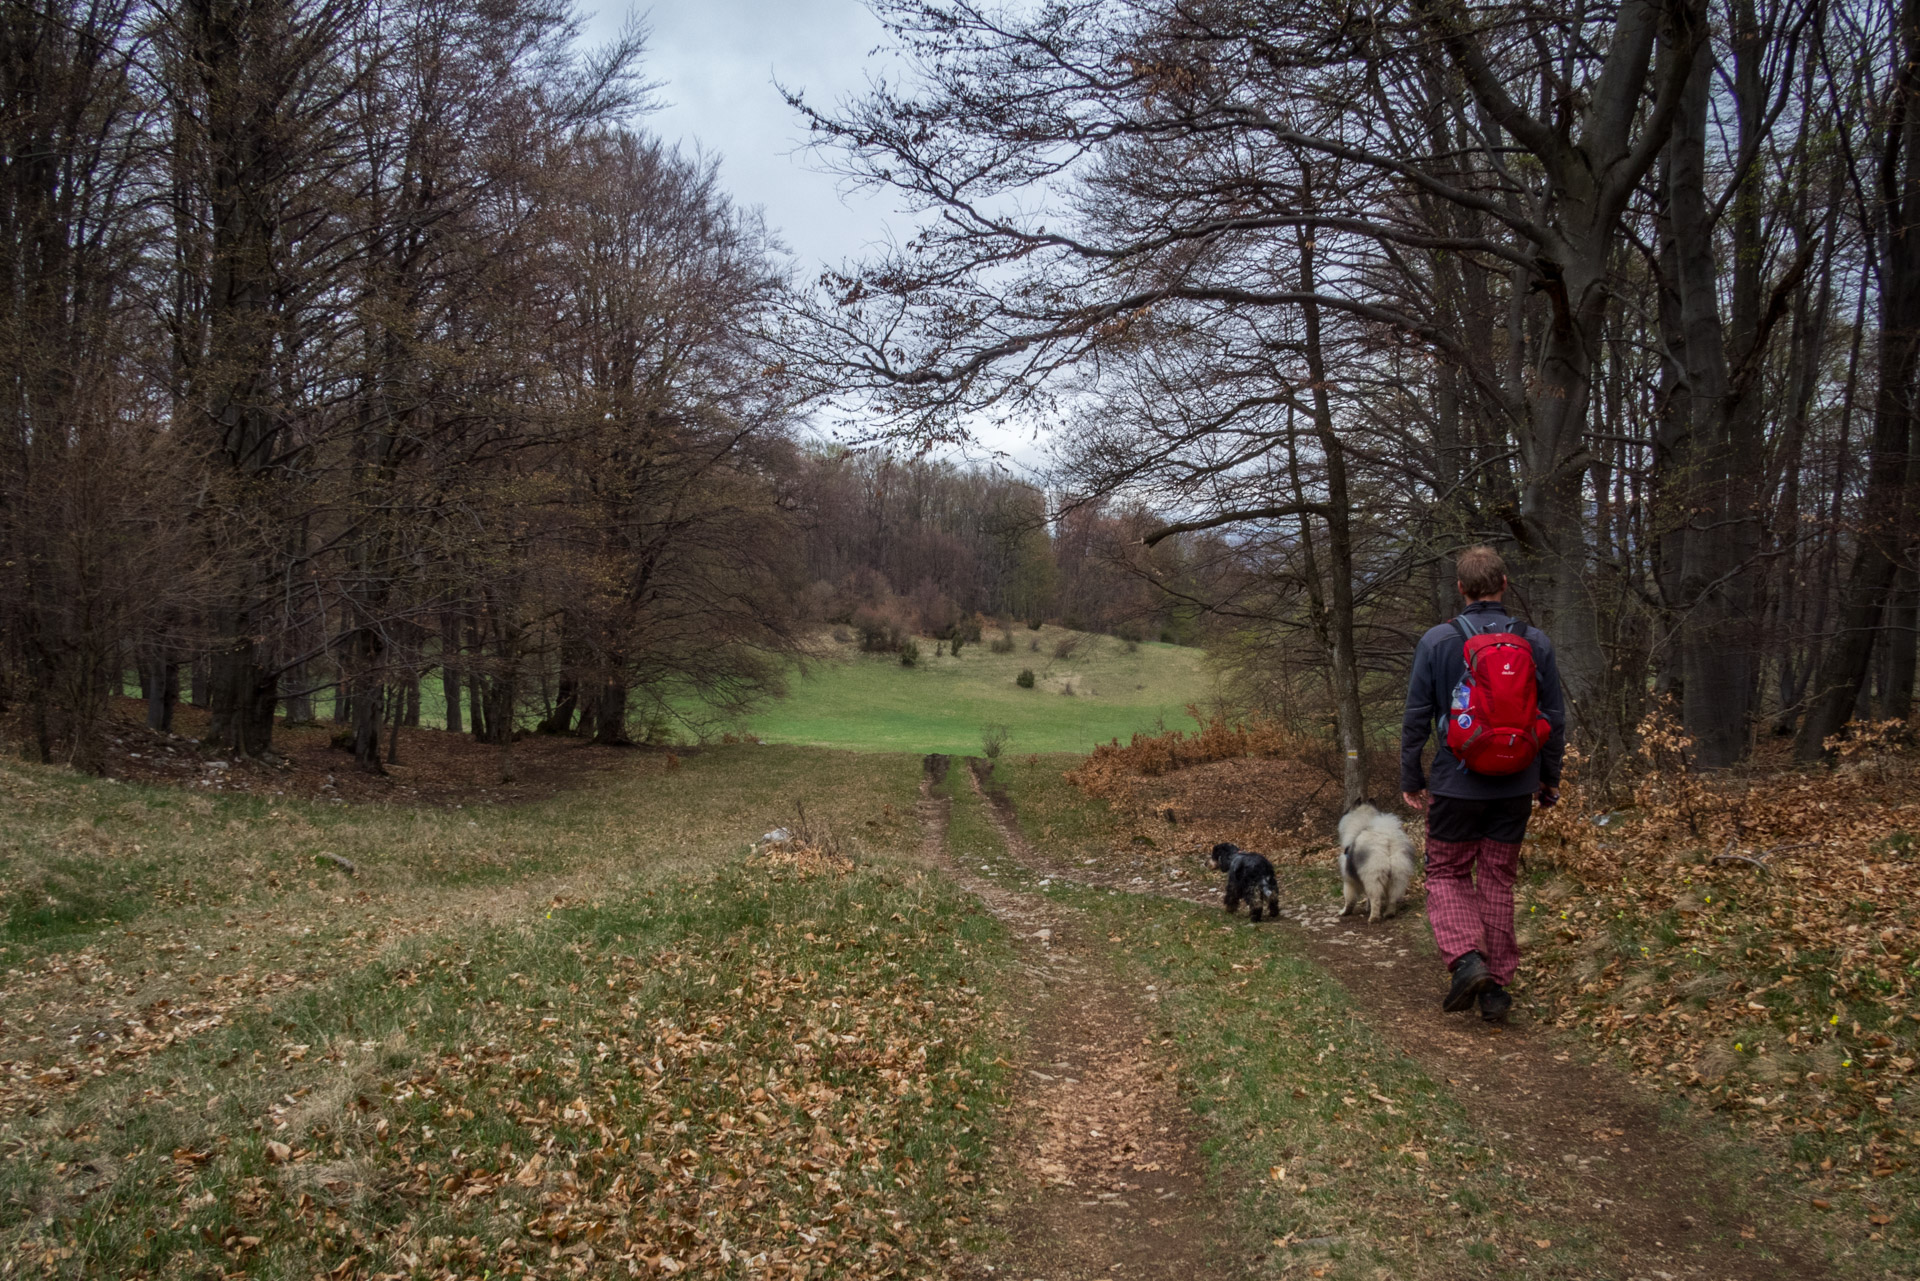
[1336,803,1417,922]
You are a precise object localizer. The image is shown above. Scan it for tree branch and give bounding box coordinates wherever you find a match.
[1143,503,1333,546]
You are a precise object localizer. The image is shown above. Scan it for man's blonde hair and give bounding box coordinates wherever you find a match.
[1455,545,1507,599]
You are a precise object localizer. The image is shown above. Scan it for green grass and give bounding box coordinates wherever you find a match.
[8,866,1011,1279]
[0,744,923,957]
[742,626,1215,756]
[0,748,1016,1279]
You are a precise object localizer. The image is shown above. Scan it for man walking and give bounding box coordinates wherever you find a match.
[1400,546,1565,1023]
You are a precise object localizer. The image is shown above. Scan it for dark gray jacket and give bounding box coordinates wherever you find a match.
[1399,600,1567,799]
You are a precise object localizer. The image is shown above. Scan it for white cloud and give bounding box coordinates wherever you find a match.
[583,2,1052,472]
[586,0,902,269]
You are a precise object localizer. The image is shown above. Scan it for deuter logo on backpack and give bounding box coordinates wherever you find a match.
[1444,616,1551,775]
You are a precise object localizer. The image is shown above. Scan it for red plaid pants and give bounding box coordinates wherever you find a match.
[1423,835,1523,984]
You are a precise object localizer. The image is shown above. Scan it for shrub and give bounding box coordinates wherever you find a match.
[851,605,907,653]
[989,627,1015,654]
[899,639,920,666]
[949,633,964,658]
[1060,680,1075,696]
[1027,619,1043,630]
[1052,635,1080,660]
[831,626,853,644]
[1015,668,1036,689]
[1065,711,1303,787]
[1029,638,1040,652]
[910,580,961,639]
[981,722,1011,758]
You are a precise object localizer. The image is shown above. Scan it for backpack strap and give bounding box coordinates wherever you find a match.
[1452,615,1523,676]
[1453,613,1518,644]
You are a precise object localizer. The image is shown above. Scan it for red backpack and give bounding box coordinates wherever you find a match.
[1444,615,1551,775]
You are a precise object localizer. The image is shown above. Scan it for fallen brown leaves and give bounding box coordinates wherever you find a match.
[0,934,331,1118]
[1062,714,1344,865]
[1066,710,1307,787]
[753,840,856,879]
[313,901,1002,1280]
[1055,708,1920,1251]
[1517,712,1919,1235]
[8,866,1009,1280]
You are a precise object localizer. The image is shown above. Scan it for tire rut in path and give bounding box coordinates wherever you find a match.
[967,767,1831,1281]
[916,758,1223,1280]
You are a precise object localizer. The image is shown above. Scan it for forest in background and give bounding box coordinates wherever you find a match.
[0,0,1183,776]
[6,0,1920,800]
[785,0,1920,803]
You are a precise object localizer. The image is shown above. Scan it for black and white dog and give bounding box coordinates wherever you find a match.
[1336,802,1416,922]
[1209,842,1279,922]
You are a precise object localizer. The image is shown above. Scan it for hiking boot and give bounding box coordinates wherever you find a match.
[1443,951,1493,1013]
[1478,983,1512,1024]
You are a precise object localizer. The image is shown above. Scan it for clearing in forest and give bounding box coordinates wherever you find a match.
[2,726,1915,1279]
[740,626,1215,756]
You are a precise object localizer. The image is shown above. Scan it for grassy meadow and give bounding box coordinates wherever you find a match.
[0,747,1014,1279]
[742,626,1216,756]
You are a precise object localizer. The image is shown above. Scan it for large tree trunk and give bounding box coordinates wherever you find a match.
[542,677,581,734]
[1796,0,1920,758]
[205,609,278,757]
[1667,32,1767,766]
[1767,188,1838,735]
[185,0,301,761]
[143,653,180,732]
[1651,150,1691,706]
[1881,564,1918,720]
[1514,269,1609,734]
[347,633,384,773]
[438,611,463,734]
[1424,0,1700,758]
[26,668,53,764]
[468,670,489,741]
[466,612,494,741]
[387,683,403,764]
[591,678,629,745]
[1298,222,1367,808]
[537,616,584,733]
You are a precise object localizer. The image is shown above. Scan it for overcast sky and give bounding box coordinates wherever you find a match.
[586,0,902,268]
[582,1,1051,469]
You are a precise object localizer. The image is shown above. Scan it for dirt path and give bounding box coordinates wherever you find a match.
[915,758,1224,1280]
[968,765,1833,1281]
